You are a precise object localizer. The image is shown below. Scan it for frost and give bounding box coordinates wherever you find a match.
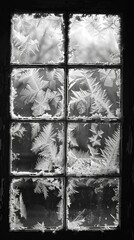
[10,12,121,233]
[11,13,64,64]
[69,14,120,64]
[67,123,120,176]
[100,126,120,170]
[9,180,27,231]
[19,193,27,219]
[31,123,40,139]
[31,123,64,174]
[67,178,120,230]
[10,178,63,231]
[11,122,26,139]
[10,122,64,175]
[67,209,86,230]
[32,222,47,232]
[68,69,121,119]
[10,68,64,119]
[11,152,20,162]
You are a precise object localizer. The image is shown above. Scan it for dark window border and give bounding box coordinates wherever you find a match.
[0,0,134,239]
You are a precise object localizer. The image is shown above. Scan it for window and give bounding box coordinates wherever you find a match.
[0,1,133,239]
[9,12,121,232]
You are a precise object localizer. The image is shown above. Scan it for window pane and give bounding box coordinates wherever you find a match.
[11,13,64,64]
[68,68,121,119]
[69,14,120,64]
[67,123,120,176]
[10,68,65,119]
[10,178,64,231]
[67,178,120,230]
[10,122,64,175]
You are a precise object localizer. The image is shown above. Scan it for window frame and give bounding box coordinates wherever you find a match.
[0,0,133,239]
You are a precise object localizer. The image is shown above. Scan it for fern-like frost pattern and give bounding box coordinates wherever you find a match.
[10,122,64,175]
[67,123,120,176]
[68,69,121,119]
[11,14,64,64]
[10,68,64,119]
[10,178,63,231]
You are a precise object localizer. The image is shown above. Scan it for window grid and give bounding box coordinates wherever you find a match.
[10,12,121,231]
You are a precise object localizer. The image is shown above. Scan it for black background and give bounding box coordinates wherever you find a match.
[0,0,134,239]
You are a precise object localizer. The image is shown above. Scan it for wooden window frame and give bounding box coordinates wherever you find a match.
[0,0,134,239]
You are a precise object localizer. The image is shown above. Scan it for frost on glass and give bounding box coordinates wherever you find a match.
[67,123,120,176]
[69,14,120,64]
[68,68,121,119]
[10,122,64,175]
[11,13,64,64]
[9,178,63,231]
[67,178,119,230]
[10,68,64,119]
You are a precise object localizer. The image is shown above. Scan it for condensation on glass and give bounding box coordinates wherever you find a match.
[9,13,121,232]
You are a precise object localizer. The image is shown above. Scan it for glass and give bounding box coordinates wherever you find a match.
[67,177,120,230]
[10,68,65,119]
[69,14,120,64]
[68,68,121,119]
[10,122,65,175]
[11,14,64,64]
[10,178,64,231]
[67,123,120,176]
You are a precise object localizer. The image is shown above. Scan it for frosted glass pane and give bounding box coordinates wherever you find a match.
[11,13,64,64]
[69,14,120,64]
[10,68,64,119]
[67,178,120,230]
[68,68,121,119]
[67,123,120,176]
[10,122,64,175]
[10,178,64,231]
